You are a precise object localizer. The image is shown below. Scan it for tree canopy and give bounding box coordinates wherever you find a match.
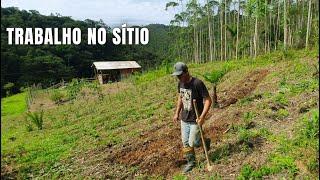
[1,7,171,96]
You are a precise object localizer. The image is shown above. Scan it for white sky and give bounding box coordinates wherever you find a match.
[1,0,176,27]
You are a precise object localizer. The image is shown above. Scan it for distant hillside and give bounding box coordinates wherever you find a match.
[1,7,171,97]
[143,24,171,58]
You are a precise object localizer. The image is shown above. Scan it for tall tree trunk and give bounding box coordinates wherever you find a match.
[220,1,224,61]
[301,0,305,30]
[207,0,213,62]
[224,0,227,60]
[200,26,202,63]
[275,0,280,50]
[264,1,268,53]
[236,0,240,60]
[197,25,199,63]
[306,0,312,49]
[269,0,272,52]
[212,6,216,61]
[211,84,218,108]
[284,0,288,50]
[254,16,258,58]
[194,25,197,63]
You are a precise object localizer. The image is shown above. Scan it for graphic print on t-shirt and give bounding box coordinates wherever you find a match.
[180,88,192,111]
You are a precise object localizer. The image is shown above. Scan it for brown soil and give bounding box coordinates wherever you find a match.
[70,69,270,178]
[109,126,183,176]
[1,164,17,180]
[218,69,269,108]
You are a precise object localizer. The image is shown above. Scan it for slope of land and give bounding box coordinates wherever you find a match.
[1,49,319,179]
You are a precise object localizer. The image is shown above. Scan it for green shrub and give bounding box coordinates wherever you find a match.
[276,109,289,119]
[203,69,228,85]
[238,128,256,143]
[66,79,82,99]
[25,123,33,132]
[210,144,230,162]
[299,109,319,139]
[50,90,65,104]
[274,93,289,107]
[269,154,298,175]
[290,80,319,94]
[238,155,298,179]
[243,112,255,121]
[26,111,44,130]
[237,164,254,180]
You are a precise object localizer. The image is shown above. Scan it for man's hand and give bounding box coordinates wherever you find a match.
[196,115,205,126]
[173,113,180,123]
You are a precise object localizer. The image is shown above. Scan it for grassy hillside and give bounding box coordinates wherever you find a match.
[1,49,319,179]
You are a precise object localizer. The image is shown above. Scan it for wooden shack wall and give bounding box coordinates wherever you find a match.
[95,68,140,84]
[120,68,139,79]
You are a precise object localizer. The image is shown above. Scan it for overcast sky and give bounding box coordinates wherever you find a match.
[1,0,176,27]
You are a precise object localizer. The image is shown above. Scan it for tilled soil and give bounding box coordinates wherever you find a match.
[70,69,270,178]
[219,69,269,108]
[0,69,269,179]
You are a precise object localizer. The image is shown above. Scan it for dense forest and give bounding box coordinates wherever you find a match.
[1,7,170,96]
[1,0,319,97]
[165,0,319,62]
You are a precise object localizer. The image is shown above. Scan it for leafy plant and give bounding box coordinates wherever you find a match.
[203,66,230,108]
[66,79,86,99]
[237,154,298,179]
[299,109,319,139]
[25,123,33,132]
[276,109,289,120]
[26,111,44,130]
[243,112,255,128]
[237,164,254,180]
[274,93,289,107]
[50,90,65,104]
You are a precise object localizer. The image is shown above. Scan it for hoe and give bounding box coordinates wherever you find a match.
[193,99,214,172]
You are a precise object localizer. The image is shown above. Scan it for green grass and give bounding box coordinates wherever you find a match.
[238,109,319,179]
[237,154,298,179]
[1,48,319,178]
[1,92,27,117]
[172,174,188,180]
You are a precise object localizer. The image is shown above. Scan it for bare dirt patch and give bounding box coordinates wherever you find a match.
[219,69,269,108]
[69,69,270,178]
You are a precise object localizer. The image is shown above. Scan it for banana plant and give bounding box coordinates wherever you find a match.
[202,65,231,108]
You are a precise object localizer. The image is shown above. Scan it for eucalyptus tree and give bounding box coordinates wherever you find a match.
[235,0,241,60]
[306,0,312,49]
[219,0,224,61]
[283,0,288,50]
[166,0,319,64]
[205,0,214,62]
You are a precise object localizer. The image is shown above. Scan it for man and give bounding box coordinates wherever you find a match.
[172,62,212,173]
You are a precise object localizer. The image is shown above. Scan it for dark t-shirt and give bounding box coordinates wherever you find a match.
[178,77,210,123]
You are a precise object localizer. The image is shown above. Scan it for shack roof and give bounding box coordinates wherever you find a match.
[92,61,141,70]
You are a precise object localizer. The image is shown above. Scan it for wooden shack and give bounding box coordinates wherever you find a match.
[92,61,141,84]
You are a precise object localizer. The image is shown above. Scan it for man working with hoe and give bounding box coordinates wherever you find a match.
[172,62,213,173]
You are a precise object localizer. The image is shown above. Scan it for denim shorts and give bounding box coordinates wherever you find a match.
[181,120,201,148]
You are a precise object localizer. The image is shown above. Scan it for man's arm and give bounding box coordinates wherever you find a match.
[173,94,183,122]
[197,96,212,126]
